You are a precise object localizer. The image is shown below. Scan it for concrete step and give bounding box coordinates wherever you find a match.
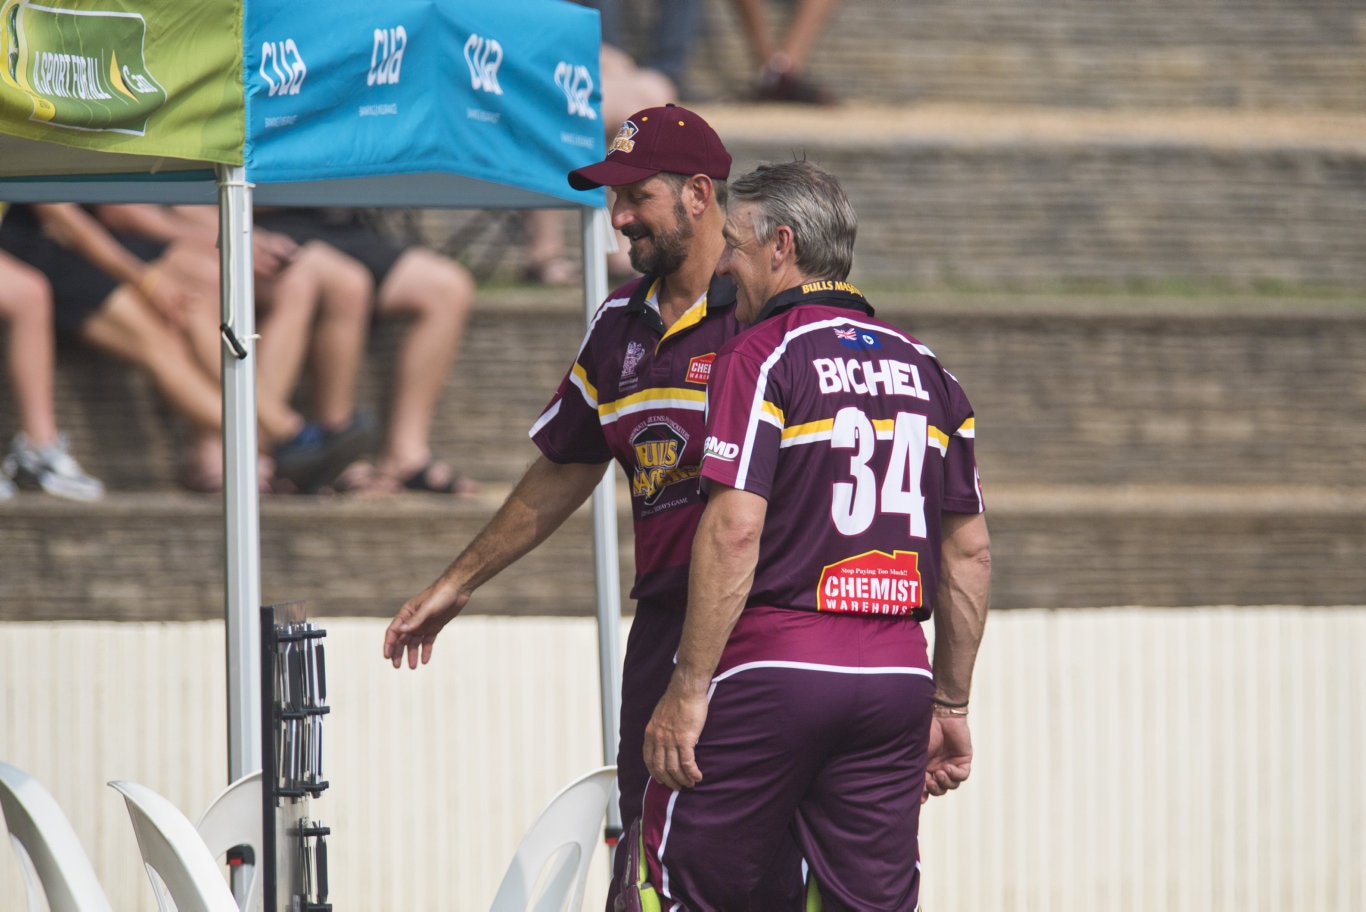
[621,0,1366,112]
[2,483,1362,622]
[15,290,1363,494]
[10,290,1365,616]
[427,102,1366,291]
[695,103,1366,290]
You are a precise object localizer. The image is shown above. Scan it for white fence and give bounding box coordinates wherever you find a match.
[2,607,1363,911]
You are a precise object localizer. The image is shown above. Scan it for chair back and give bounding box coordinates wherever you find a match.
[489,766,616,912]
[108,780,239,912]
[0,761,113,912]
[195,771,263,912]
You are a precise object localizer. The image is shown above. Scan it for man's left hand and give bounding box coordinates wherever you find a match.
[644,682,709,790]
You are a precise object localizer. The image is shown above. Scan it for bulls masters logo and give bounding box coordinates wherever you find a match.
[2,0,166,133]
[630,417,697,507]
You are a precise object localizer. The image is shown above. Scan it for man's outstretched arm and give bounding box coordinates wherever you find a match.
[382,455,608,669]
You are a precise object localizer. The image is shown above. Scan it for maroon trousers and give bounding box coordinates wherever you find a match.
[641,616,934,911]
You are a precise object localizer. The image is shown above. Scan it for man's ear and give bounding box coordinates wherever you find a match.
[684,174,714,214]
[771,224,796,268]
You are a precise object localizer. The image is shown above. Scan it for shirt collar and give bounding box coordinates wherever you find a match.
[627,273,738,337]
[754,279,875,323]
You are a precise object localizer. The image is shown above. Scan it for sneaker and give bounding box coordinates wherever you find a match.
[3,432,105,502]
[272,413,378,492]
[0,470,15,502]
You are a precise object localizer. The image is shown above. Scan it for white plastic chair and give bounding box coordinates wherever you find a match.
[108,780,239,912]
[490,765,616,912]
[193,771,263,912]
[140,771,263,912]
[0,761,114,912]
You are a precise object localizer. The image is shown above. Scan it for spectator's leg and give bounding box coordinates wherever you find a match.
[0,251,59,445]
[292,241,373,431]
[372,246,475,484]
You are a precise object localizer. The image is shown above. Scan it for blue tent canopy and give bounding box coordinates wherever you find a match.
[0,0,621,803]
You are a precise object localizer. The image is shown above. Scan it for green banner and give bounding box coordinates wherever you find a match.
[0,0,242,165]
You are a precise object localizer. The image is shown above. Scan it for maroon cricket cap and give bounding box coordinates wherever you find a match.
[568,103,731,191]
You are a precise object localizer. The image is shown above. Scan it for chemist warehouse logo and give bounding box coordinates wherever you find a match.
[1,0,166,133]
[818,550,922,617]
[630,418,697,506]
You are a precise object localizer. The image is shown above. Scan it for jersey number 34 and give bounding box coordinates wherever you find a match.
[830,407,929,539]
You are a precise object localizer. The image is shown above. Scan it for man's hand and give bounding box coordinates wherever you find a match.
[922,713,973,803]
[382,580,470,669]
[643,680,709,791]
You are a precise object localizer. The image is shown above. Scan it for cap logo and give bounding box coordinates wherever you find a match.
[608,120,639,155]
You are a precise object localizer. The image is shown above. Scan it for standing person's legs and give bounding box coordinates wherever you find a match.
[791,673,933,912]
[733,0,841,104]
[638,618,932,910]
[650,0,705,95]
[606,601,686,910]
[640,666,830,910]
[777,0,843,73]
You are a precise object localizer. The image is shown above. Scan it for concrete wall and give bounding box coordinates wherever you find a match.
[3,608,1363,911]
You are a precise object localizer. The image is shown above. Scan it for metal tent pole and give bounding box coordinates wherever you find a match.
[217,164,263,784]
[582,205,622,838]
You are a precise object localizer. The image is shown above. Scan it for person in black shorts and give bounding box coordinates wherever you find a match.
[641,161,991,910]
[0,203,371,491]
[92,203,379,492]
[252,207,478,494]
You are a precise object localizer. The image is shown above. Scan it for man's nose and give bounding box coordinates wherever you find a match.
[610,197,633,230]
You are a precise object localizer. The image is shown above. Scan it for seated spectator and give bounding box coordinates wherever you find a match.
[93,204,376,493]
[0,244,103,501]
[251,207,478,495]
[0,203,371,493]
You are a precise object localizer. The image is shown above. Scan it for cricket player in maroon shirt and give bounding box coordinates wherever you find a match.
[639,161,991,911]
[386,106,812,909]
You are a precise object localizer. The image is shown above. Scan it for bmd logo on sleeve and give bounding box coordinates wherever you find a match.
[703,435,739,461]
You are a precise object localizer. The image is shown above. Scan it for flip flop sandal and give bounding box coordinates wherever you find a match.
[401,460,479,496]
[331,460,404,497]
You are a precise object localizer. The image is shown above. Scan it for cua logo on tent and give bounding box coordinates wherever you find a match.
[0,0,166,133]
[259,38,306,97]
[367,25,405,87]
[464,33,502,95]
[554,60,594,119]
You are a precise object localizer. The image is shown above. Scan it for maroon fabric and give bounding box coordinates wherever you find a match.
[568,104,732,190]
[700,295,984,622]
[531,275,743,601]
[641,628,934,911]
